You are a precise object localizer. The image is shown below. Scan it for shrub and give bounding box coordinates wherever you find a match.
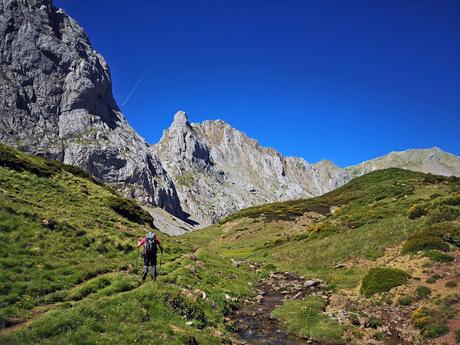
[408,204,427,219]
[415,286,432,299]
[365,316,383,328]
[412,296,456,339]
[398,295,413,306]
[423,250,455,263]
[163,290,207,324]
[445,281,458,288]
[440,193,460,206]
[402,222,460,254]
[361,267,410,297]
[456,329,460,343]
[107,196,153,225]
[428,206,460,224]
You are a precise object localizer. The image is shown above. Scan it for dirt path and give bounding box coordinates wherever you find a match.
[229,271,323,345]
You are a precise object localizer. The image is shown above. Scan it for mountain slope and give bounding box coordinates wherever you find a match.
[0,0,183,217]
[347,147,460,178]
[185,168,460,344]
[0,143,259,344]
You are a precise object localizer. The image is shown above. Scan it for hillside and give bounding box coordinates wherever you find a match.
[185,168,460,344]
[347,148,460,178]
[0,144,261,345]
[1,144,460,344]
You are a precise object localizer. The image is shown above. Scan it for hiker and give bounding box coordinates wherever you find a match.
[138,229,164,281]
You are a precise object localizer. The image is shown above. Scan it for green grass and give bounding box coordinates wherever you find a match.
[412,294,459,339]
[0,144,259,344]
[423,250,455,263]
[272,296,345,344]
[187,168,460,291]
[402,222,460,254]
[398,295,413,306]
[360,267,410,297]
[2,144,460,344]
[415,286,432,299]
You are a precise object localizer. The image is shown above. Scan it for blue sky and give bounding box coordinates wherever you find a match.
[54,0,459,167]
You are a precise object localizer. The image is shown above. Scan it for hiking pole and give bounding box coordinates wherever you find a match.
[159,250,163,274]
[135,246,140,274]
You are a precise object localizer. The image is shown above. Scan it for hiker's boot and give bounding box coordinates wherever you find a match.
[142,267,148,281]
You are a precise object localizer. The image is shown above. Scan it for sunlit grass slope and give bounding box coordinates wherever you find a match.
[0,144,259,344]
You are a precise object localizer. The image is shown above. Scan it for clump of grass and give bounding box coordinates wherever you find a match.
[365,316,383,328]
[445,281,458,288]
[412,295,457,339]
[361,267,410,297]
[398,295,413,306]
[272,296,345,344]
[423,250,455,263]
[415,286,432,299]
[107,195,153,225]
[402,222,460,254]
[373,331,385,341]
[407,204,427,219]
[426,277,436,284]
[163,289,207,325]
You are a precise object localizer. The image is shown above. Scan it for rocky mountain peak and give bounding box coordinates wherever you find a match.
[171,110,190,128]
[0,0,184,220]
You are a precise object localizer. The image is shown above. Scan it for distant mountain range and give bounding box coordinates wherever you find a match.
[1,0,459,233]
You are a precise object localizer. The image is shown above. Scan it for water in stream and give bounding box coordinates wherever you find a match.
[230,272,320,345]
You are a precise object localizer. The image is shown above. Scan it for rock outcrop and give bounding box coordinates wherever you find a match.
[154,111,352,224]
[0,0,183,217]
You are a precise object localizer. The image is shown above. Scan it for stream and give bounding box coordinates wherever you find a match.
[229,271,323,345]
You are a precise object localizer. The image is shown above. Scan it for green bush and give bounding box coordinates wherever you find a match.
[402,222,460,254]
[412,296,456,339]
[456,329,460,343]
[415,286,432,299]
[366,316,383,328]
[423,250,455,263]
[107,196,153,225]
[408,204,427,219]
[398,295,413,306]
[163,290,207,324]
[445,281,458,288]
[361,267,410,297]
[428,206,460,224]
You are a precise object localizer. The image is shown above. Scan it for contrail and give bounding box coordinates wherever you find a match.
[121,64,152,107]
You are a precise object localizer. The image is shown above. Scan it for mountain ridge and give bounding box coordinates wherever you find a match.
[1,1,459,230]
[154,111,460,225]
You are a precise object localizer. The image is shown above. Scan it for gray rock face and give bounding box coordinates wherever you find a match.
[0,0,183,217]
[154,112,353,224]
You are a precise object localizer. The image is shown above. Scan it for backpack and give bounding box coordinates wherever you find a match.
[144,232,157,255]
